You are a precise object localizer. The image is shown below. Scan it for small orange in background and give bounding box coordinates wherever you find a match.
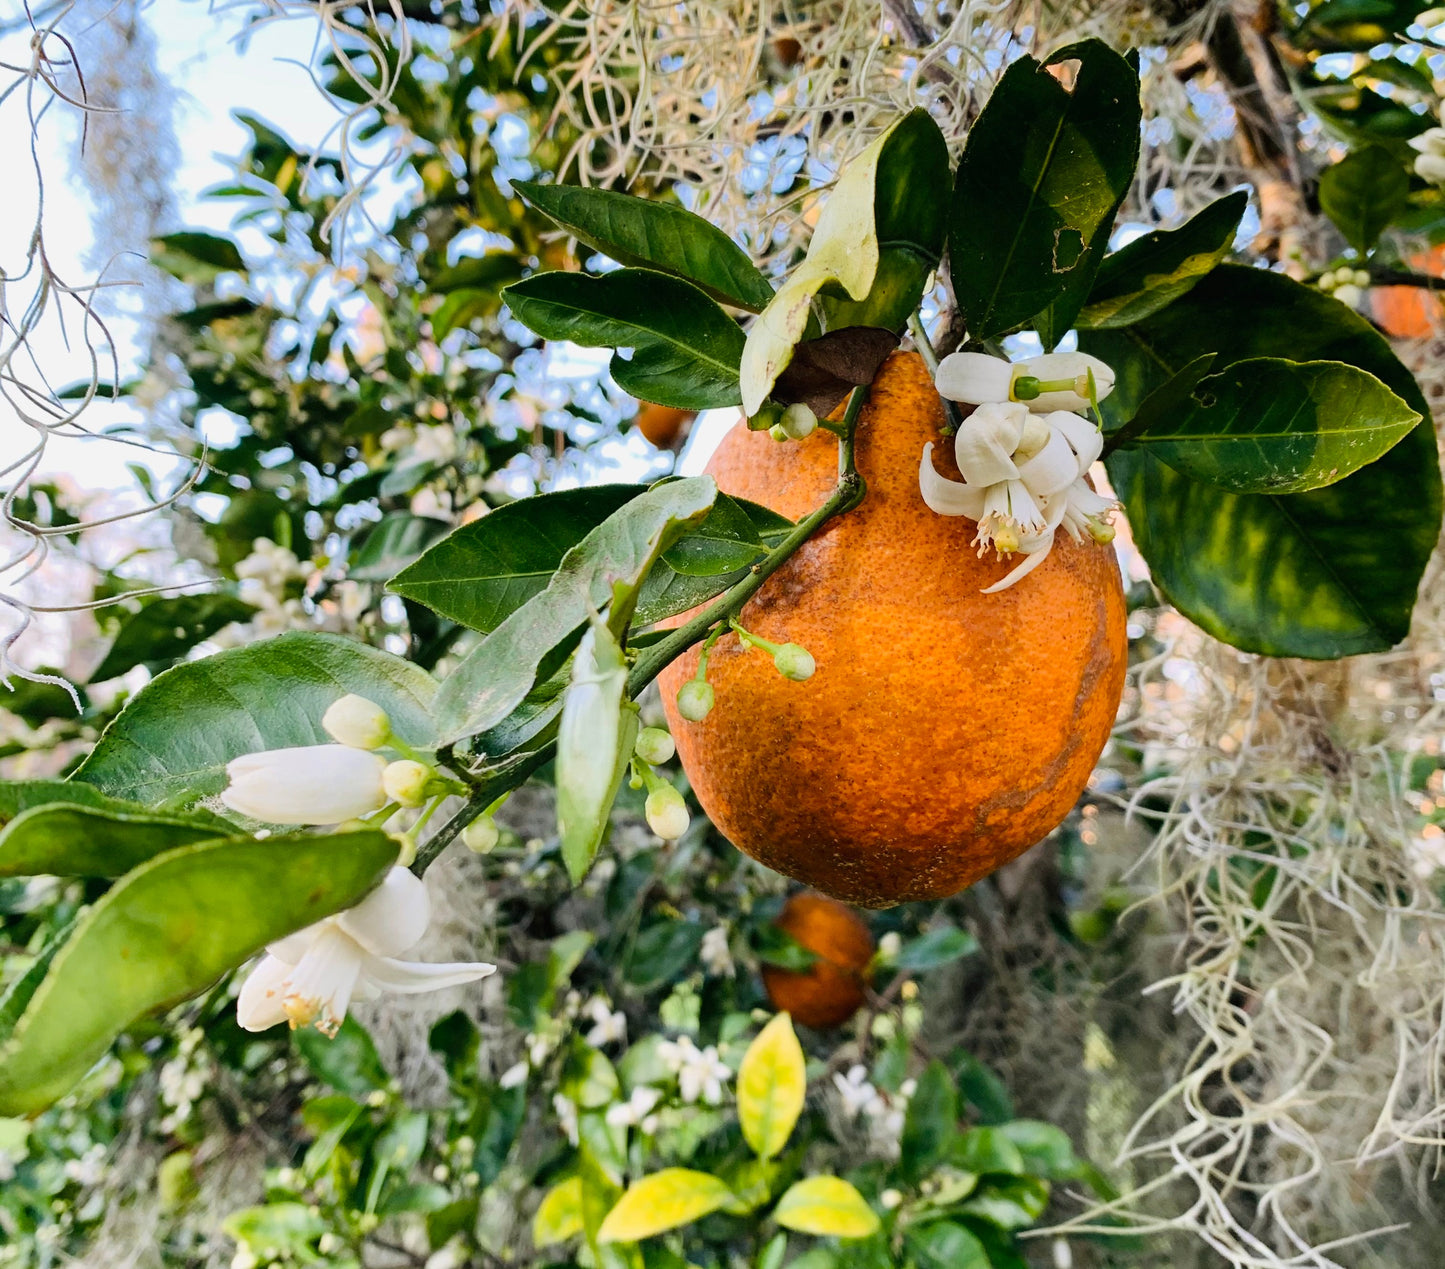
[634,401,696,449]
[1372,244,1445,339]
[761,892,874,1029]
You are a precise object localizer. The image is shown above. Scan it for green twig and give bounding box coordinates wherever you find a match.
[410,385,872,876]
[909,312,962,435]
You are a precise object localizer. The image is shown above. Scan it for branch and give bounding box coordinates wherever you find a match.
[413,386,872,875]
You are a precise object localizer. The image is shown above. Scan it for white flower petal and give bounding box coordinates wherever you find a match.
[267,926,322,965]
[953,401,1027,485]
[1018,352,1116,412]
[337,866,431,958]
[221,745,387,825]
[1046,411,1104,469]
[983,536,1057,593]
[277,926,366,1036]
[918,444,986,518]
[360,956,497,995]
[1015,428,1079,498]
[236,955,294,1032]
[934,352,1014,404]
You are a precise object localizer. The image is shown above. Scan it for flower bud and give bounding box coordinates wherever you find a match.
[463,815,500,854]
[634,726,676,765]
[645,784,690,840]
[779,403,817,440]
[676,679,715,721]
[383,759,431,808]
[1317,271,1337,292]
[769,423,791,442]
[748,402,785,431]
[935,351,1014,405]
[222,745,387,824]
[1351,269,1371,289]
[772,642,816,681]
[1333,283,1364,309]
[322,694,391,750]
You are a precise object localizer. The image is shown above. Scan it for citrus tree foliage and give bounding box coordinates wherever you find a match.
[1,13,1442,1269]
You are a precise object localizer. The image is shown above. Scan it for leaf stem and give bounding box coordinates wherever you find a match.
[908,312,962,435]
[411,385,872,876]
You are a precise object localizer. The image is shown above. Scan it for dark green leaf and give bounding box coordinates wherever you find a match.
[952,1051,1014,1124]
[951,41,1141,343]
[1318,146,1410,254]
[1120,357,1419,494]
[952,1127,1027,1176]
[893,925,980,971]
[75,633,438,808]
[820,108,951,334]
[752,923,819,971]
[905,1222,991,1269]
[150,231,246,283]
[348,513,453,582]
[0,829,397,1115]
[661,493,763,576]
[503,270,745,410]
[0,801,227,877]
[433,479,716,744]
[996,1120,1085,1180]
[293,1015,389,1094]
[391,486,643,632]
[1083,265,1441,657]
[514,181,774,312]
[90,594,256,682]
[625,920,706,991]
[1077,192,1246,329]
[958,1176,1050,1230]
[431,252,527,294]
[901,1061,958,1183]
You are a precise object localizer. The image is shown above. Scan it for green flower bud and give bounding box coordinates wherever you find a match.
[645,784,690,840]
[747,402,785,431]
[780,402,817,440]
[322,693,391,750]
[1351,269,1371,289]
[769,423,790,442]
[463,815,500,854]
[1318,271,1337,291]
[772,642,816,681]
[382,759,431,808]
[634,726,676,765]
[676,679,715,721]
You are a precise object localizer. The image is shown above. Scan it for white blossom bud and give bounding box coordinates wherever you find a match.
[645,785,690,840]
[222,746,387,824]
[383,760,431,808]
[773,643,816,681]
[676,680,714,722]
[634,727,676,765]
[463,815,500,854]
[322,694,391,750]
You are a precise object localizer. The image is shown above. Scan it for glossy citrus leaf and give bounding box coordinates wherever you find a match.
[513,181,774,312]
[900,1061,958,1183]
[434,478,716,745]
[0,829,397,1115]
[556,622,638,883]
[772,1176,880,1239]
[1318,146,1409,254]
[503,270,745,410]
[1076,191,1246,329]
[660,492,763,576]
[73,633,438,809]
[221,1203,325,1253]
[1121,357,1419,494]
[736,1013,806,1161]
[90,593,255,682]
[534,1175,586,1247]
[0,801,227,877]
[0,780,225,826]
[1083,264,1441,657]
[596,1168,735,1242]
[952,40,1140,343]
[390,486,643,631]
[348,512,452,582]
[905,1221,991,1269]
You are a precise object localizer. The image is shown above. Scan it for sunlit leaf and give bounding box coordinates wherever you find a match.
[736,1013,806,1161]
[772,1176,880,1239]
[534,1176,586,1247]
[597,1168,735,1242]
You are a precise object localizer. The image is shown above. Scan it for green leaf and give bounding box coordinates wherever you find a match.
[293,1015,388,1094]
[534,1175,586,1247]
[772,1177,880,1239]
[820,108,951,334]
[1319,146,1410,253]
[434,478,716,744]
[905,1221,991,1269]
[893,925,980,971]
[0,916,77,1047]
[150,231,245,283]
[504,270,745,410]
[514,181,775,312]
[391,486,643,632]
[661,492,764,576]
[0,801,227,877]
[996,1120,1085,1180]
[958,1176,1051,1230]
[348,513,452,582]
[951,41,1141,343]
[952,1126,1028,1177]
[625,920,706,991]
[736,1013,807,1161]
[0,780,226,827]
[0,829,397,1115]
[901,1061,958,1183]
[597,1168,736,1242]
[431,252,527,294]
[557,621,639,882]
[74,633,438,808]
[1077,192,1246,329]
[1119,357,1419,494]
[90,594,256,682]
[222,1203,324,1252]
[1082,265,1441,658]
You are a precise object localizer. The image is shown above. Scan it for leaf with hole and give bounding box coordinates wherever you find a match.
[0,829,397,1115]
[503,270,745,410]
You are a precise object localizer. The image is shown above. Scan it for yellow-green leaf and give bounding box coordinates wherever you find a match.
[533,1176,585,1247]
[736,1013,806,1160]
[772,1176,880,1239]
[596,1168,735,1243]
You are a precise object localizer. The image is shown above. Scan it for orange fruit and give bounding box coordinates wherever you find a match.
[761,892,874,1029]
[658,351,1127,907]
[634,402,696,449]
[1371,245,1444,339]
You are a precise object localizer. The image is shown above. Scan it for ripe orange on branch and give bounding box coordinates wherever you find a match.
[659,352,1127,908]
[761,892,874,1030]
